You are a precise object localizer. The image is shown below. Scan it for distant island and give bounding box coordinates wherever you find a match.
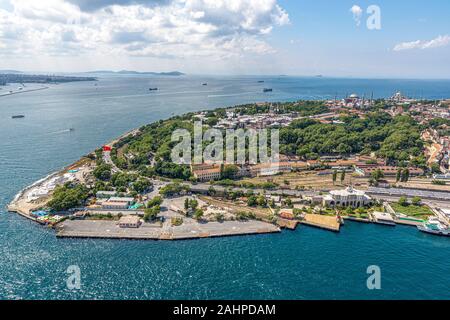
[85,70,185,76]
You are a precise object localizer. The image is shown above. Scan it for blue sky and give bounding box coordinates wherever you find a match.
[0,0,449,78]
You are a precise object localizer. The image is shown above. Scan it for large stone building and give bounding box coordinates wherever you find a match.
[323,186,372,208]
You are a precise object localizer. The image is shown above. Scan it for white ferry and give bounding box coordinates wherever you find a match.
[417,217,450,237]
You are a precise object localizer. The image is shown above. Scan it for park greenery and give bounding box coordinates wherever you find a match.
[279,112,424,165]
[105,101,427,184]
[393,197,433,220]
[48,183,89,211]
[159,183,190,197]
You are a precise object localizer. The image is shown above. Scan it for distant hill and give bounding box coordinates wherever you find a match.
[0,70,23,74]
[86,70,185,76]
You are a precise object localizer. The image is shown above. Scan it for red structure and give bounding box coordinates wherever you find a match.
[103,145,112,152]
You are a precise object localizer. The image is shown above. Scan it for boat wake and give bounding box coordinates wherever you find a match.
[47,128,74,135]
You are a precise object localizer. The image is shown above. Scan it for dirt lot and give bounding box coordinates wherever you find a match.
[240,171,362,191]
[199,196,272,221]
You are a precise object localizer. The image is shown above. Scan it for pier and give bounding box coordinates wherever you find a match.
[300,214,341,232]
[56,219,281,240]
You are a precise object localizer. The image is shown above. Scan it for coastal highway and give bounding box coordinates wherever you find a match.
[187,183,450,210]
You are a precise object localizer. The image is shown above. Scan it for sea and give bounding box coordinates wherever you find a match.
[1,75,450,300]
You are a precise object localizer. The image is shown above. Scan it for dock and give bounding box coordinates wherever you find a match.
[342,216,371,223]
[300,214,341,232]
[55,219,281,240]
[276,218,299,230]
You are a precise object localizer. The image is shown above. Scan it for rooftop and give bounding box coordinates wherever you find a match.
[372,211,395,222]
[330,186,367,197]
[119,215,141,224]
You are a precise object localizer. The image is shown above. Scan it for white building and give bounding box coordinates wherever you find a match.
[118,215,141,228]
[323,186,372,208]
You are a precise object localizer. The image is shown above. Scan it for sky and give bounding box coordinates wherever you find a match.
[0,0,449,78]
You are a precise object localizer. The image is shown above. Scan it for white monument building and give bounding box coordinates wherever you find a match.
[323,186,372,208]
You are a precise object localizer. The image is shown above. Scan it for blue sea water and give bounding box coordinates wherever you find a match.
[1,75,450,300]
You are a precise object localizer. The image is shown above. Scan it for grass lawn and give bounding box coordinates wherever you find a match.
[391,203,434,220]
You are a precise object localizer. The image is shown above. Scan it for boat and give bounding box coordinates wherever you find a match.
[12,115,25,119]
[417,217,450,237]
[149,88,158,91]
[202,83,208,86]
[69,128,75,132]
[258,80,265,83]
[263,88,273,92]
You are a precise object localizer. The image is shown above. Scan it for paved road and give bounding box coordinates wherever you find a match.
[103,151,121,173]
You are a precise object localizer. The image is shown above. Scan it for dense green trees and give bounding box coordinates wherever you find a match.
[155,161,191,180]
[111,172,136,188]
[279,112,423,164]
[159,183,190,197]
[221,164,239,180]
[48,183,89,211]
[148,196,163,208]
[93,163,112,181]
[132,178,152,193]
[144,205,160,222]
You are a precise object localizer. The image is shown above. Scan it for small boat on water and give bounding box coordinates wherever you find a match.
[12,115,25,119]
[258,80,265,83]
[69,128,75,132]
[202,83,208,86]
[417,217,450,237]
[263,88,273,92]
[149,88,158,91]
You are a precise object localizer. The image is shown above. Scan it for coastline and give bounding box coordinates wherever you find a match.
[7,99,450,241]
[0,86,49,97]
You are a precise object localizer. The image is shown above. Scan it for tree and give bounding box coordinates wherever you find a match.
[398,196,408,207]
[411,197,422,206]
[148,196,163,208]
[132,178,152,193]
[193,209,204,220]
[221,165,239,180]
[247,195,257,207]
[284,198,293,208]
[396,169,402,182]
[93,163,112,181]
[208,186,217,196]
[371,169,384,182]
[430,163,441,174]
[332,170,337,185]
[340,171,346,184]
[256,195,267,207]
[189,199,199,210]
[48,184,89,211]
[159,183,190,197]
[144,205,160,222]
[184,198,190,211]
[401,169,410,182]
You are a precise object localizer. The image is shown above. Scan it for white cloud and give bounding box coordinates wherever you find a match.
[393,35,450,51]
[0,0,289,62]
[350,5,362,27]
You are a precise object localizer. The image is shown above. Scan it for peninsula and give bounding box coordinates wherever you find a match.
[0,73,96,85]
[8,93,450,240]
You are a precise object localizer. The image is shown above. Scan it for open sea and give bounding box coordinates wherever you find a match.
[1,75,450,300]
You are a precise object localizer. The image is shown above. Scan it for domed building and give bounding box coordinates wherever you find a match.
[323,186,372,208]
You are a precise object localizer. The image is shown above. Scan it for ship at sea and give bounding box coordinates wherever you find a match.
[417,217,450,237]
[11,115,25,119]
[263,88,273,92]
[149,87,158,91]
